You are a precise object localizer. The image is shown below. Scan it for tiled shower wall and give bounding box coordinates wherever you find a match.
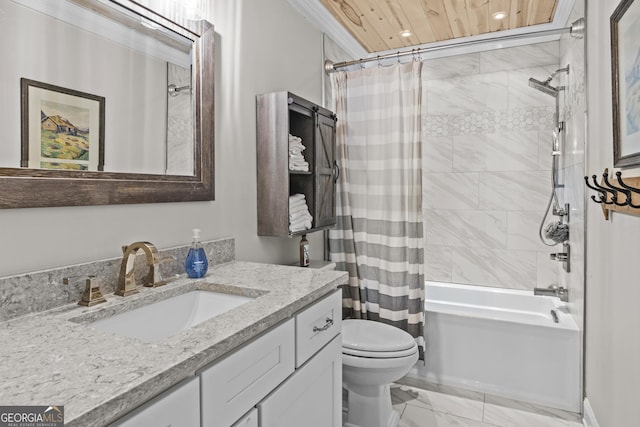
[422,42,562,290]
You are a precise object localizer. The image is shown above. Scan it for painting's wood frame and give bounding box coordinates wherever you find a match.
[611,0,640,168]
[21,79,106,172]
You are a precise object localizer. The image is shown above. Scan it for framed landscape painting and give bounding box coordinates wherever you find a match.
[611,0,640,167]
[21,78,105,171]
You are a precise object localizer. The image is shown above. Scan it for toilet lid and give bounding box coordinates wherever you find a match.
[342,319,417,357]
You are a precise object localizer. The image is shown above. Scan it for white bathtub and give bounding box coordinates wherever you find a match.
[406,281,581,412]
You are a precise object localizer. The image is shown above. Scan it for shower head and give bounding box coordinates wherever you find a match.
[528,65,570,98]
[528,77,560,97]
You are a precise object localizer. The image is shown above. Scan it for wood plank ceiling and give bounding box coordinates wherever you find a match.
[319,0,559,53]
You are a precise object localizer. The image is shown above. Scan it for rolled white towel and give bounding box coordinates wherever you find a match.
[289,163,309,172]
[289,210,312,222]
[289,154,305,162]
[289,193,306,203]
[289,201,308,211]
[289,203,309,214]
[289,219,312,232]
[289,146,305,155]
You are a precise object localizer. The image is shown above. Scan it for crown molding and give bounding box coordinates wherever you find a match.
[287,0,367,59]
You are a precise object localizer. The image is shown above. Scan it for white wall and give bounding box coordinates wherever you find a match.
[586,1,640,426]
[0,0,326,277]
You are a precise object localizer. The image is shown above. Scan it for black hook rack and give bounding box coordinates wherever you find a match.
[584,168,640,220]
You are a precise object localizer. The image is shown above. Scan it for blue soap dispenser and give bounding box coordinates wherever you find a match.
[185,228,208,278]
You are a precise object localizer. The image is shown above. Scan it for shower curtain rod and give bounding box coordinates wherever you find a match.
[325,18,585,73]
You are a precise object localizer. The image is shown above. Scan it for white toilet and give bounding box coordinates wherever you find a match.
[342,319,419,427]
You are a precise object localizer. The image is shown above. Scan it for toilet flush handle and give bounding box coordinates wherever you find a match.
[313,317,334,332]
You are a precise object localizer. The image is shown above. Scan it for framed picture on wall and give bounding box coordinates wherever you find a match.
[20,78,105,171]
[611,0,640,168]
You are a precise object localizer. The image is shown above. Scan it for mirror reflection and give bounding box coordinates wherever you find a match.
[2,0,195,176]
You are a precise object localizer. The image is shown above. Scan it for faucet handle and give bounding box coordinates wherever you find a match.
[142,255,175,288]
[550,253,568,261]
[68,275,107,307]
[142,262,166,288]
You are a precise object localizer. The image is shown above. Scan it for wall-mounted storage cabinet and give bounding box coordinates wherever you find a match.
[257,92,337,237]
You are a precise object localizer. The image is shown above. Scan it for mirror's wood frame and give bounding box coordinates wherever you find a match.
[0,0,214,208]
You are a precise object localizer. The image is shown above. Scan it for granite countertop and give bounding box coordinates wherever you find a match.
[0,261,347,426]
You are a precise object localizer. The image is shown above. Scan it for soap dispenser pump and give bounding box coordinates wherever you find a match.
[185,228,208,278]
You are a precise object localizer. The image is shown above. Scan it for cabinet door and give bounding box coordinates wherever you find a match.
[314,112,336,229]
[108,377,199,427]
[258,335,342,427]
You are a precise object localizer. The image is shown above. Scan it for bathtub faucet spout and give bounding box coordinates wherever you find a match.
[534,285,568,302]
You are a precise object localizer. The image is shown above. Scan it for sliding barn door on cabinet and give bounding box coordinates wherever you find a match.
[314,112,337,229]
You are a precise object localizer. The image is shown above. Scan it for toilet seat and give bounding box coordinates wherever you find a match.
[342,344,417,358]
[342,319,418,359]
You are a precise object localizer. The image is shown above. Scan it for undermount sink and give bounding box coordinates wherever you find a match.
[88,290,255,343]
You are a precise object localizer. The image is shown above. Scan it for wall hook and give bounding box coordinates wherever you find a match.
[589,174,615,205]
[601,172,629,206]
[584,168,640,220]
[615,172,640,208]
[583,176,606,204]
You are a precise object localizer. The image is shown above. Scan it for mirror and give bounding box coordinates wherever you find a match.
[0,0,215,208]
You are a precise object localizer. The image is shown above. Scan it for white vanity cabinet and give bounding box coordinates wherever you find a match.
[108,377,200,427]
[108,289,342,427]
[200,289,342,427]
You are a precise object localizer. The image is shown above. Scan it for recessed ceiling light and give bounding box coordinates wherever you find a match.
[399,29,412,38]
[492,11,508,20]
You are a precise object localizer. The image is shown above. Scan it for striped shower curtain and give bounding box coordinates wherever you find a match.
[328,61,425,347]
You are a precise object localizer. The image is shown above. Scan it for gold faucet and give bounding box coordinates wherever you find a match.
[115,242,166,296]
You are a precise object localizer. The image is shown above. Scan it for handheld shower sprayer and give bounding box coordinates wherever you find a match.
[529,65,571,246]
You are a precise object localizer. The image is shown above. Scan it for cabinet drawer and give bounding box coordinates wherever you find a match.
[200,318,295,427]
[295,290,342,367]
[231,408,258,427]
[109,377,199,427]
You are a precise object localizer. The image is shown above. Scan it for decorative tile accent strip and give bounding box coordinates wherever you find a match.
[0,238,234,322]
[424,107,554,137]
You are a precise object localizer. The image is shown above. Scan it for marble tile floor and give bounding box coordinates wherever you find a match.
[391,376,583,427]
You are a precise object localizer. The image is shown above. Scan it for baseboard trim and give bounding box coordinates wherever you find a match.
[583,398,600,427]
